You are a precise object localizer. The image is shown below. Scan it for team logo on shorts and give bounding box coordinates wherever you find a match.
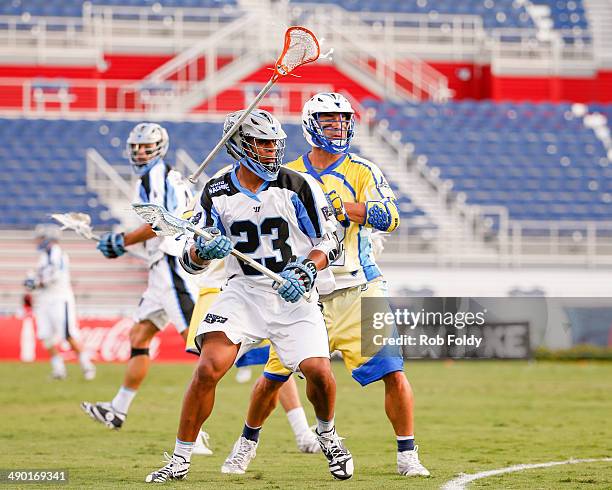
[204,313,228,324]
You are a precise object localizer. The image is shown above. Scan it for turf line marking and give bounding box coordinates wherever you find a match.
[441,457,612,489]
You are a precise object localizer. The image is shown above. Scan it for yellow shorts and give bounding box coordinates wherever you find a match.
[185,287,272,365]
[263,279,404,386]
[185,288,221,355]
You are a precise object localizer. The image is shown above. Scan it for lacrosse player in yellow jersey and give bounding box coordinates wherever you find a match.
[223,93,430,477]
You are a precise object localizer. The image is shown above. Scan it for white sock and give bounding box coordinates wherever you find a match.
[111,386,136,415]
[174,438,194,463]
[287,407,310,437]
[78,351,92,368]
[51,354,65,373]
[316,417,335,434]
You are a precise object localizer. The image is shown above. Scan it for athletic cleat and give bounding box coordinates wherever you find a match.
[316,428,354,480]
[221,436,258,474]
[145,452,190,483]
[51,371,67,380]
[82,366,96,381]
[296,426,321,453]
[235,367,252,384]
[80,401,125,430]
[192,430,213,456]
[397,446,430,476]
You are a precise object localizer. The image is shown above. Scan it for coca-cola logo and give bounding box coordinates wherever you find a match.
[78,318,160,362]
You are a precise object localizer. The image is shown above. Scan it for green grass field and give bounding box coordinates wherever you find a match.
[1,361,611,489]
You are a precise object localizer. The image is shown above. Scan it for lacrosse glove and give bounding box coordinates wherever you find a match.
[194,228,232,260]
[326,190,350,228]
[23,278,37,291]
[274,256,317,303]
[97,232,126,258]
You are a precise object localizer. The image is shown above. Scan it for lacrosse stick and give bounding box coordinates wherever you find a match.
[132,203,312,302]
[51,212,147,261]
[188,26,320,184]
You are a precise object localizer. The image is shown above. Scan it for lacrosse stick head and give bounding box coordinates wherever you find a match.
[274,26,320,77]
[51,213,95,240]
[132,203,189,237]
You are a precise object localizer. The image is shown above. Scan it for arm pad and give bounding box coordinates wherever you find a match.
[364,199,400,232]
[178,239,208,275]
[312,231,343,265]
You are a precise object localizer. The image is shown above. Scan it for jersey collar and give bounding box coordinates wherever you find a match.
[302,152,347,183]
[230,167,269,202]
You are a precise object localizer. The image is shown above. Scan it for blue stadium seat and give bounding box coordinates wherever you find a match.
[365,98,611,223]
[5,0,238,18]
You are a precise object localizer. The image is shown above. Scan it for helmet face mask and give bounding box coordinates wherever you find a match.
[224,109,287,181]
[34,224,61,250]
[126,123,169,176]
[302,92,355,154]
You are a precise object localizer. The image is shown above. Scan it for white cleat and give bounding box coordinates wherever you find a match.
[397,446,430,476]
[221,436,258,474]
[296,426,321,453]
[316,428,354,480]
[82,365,96,381]
[192,430,213,456]
[51,370,67,380]
[235,367,252,384]
[145,452,190,483]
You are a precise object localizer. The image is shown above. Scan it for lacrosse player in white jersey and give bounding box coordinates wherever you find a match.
[145,109,353,483]
[24,224,95,380]
[81,122,199,430]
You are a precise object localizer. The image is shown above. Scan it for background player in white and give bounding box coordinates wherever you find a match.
[145,109,353,483]
[24,224,95,380]
[81,122,199,431]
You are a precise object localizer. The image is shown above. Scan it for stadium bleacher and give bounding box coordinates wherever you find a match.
[531,0,588,31]
[0,118,428,228]
[291,0,535,29]
[0,0,237,17]
[364,99,612,222]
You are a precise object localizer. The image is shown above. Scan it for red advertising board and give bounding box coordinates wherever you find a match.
[0,313,195,362]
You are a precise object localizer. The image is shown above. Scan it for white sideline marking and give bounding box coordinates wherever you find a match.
[441,457,612,489]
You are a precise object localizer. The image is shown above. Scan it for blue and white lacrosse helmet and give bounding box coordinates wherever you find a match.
[126,122,169,176]
[224,109,287,181]
[302,92,355,154]
[34,223,61,250]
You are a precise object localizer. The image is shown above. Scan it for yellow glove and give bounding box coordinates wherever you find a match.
[326,190,350,228]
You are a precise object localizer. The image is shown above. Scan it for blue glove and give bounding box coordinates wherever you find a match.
[24,278,37,291]
[97,232,126,259]
[275,256,317,303]
[194,228,232,260]
[326,190,350,228]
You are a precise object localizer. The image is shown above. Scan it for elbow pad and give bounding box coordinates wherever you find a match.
[364,199,400,232]
[312,232,343,265]
[179,239,208,275]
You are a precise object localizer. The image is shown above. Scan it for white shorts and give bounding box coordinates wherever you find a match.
[35,297,79,343]
[195,279,330,372]
[135,255,198,333]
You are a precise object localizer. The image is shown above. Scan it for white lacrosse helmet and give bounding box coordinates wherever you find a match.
[34,224,61,242]
[302,92,355,154]
[126,122,169,176]
[224,109,287,181]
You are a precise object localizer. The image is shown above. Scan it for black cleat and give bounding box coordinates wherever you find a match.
[81,401,125,430]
